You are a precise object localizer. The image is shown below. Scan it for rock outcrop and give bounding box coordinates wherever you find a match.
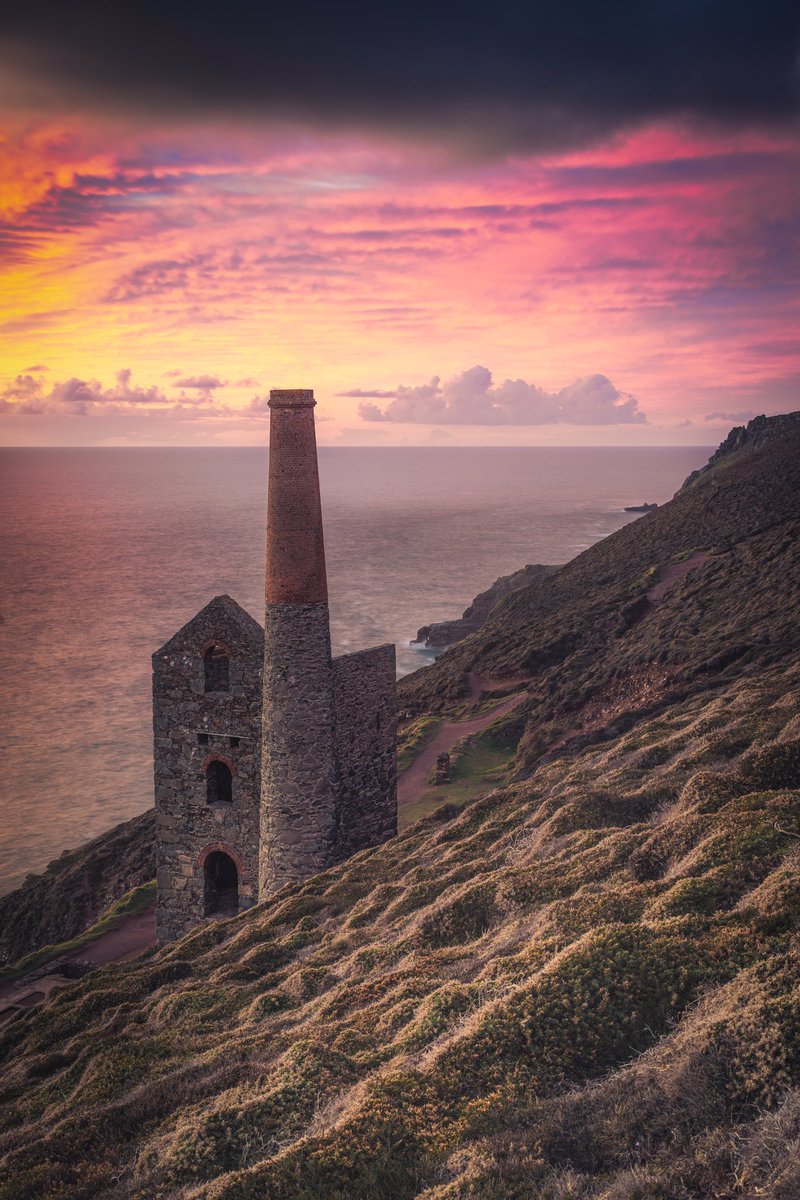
[414,563,557,648]
[680,409,800,490]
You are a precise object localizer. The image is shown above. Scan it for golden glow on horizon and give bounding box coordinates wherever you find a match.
[1,117,798,445]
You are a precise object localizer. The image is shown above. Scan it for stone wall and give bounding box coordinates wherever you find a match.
[153,595,263,943]
[260,601,338,896]
[332,643,397,861]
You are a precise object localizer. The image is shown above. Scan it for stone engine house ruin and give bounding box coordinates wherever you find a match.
[153,389,397,944]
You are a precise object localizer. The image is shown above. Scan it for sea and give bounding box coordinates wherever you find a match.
[0,445,711,894]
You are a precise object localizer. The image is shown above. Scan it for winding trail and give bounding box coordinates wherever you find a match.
[74,906,157,968]
[398,680,528,812]
[0,903,156,1023]
[647,551,709,605]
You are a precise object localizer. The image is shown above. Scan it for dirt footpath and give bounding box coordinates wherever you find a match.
[398,685,528,812]
[0,903,156,1023]
[648,551,710,605]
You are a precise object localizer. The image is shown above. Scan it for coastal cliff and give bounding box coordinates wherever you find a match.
[680,410,800,490]
[0,810,154,970]
[397,414,800,714]
[1,416,799,1200]
[414,563,557,648]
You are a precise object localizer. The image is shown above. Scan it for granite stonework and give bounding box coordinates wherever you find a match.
[153,387,398,944]
[153,595,263,943]
[332,644,397,862]
[260,601,338,896]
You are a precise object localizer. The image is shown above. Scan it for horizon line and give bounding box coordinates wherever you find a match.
[0,442,719,450]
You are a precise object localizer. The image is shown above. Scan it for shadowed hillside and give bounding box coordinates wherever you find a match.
[398,419,800,747]
[1,418,799,1200]
[0,811,154,969]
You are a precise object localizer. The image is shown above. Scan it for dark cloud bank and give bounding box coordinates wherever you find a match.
[2,2,799,149]
[353,366,646,425]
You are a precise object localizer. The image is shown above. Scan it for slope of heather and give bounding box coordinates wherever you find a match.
[1,417,799,1200]
[0,661,798,1200]
[398,417,800,756]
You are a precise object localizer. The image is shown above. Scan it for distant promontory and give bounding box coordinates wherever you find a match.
[414,563,558,649]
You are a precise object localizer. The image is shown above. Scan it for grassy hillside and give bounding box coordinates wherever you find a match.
[0,810,155,969]
[1,420,799,1199]
[1,664,798,1199]
[399,423,800,743]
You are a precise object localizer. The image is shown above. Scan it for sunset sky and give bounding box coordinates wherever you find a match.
[1,2,798,445]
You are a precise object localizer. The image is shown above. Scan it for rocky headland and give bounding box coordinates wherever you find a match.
[680,409,800,490]
[1,413,799,1200]
[413,563,557,648]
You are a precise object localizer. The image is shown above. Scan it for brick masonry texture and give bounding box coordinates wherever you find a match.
[265,391,328,606]
[333,644,398,861]
[153,595,263,944]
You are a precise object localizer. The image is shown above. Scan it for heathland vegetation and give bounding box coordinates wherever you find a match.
[0,415,798,1199]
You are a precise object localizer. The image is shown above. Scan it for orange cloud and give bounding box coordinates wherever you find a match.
[0,118,798,444]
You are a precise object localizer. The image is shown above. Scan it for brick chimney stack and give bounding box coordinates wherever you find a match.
[264,389,328,606]
[259,389,337,895]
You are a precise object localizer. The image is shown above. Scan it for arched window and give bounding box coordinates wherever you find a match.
[204,851,239,915]
[203,645,230,693]
[206,759,233,805]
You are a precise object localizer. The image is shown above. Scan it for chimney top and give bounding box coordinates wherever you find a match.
[264,386,327,604]
[269,389,315,409]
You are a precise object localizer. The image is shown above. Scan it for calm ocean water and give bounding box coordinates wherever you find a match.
[0,446,710,893]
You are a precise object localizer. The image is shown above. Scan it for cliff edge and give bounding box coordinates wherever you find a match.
[414,563,557,648]
[0,810,154,970]
[680,410,800,490]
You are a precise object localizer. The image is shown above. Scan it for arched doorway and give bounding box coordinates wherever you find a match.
[203,851,239,916]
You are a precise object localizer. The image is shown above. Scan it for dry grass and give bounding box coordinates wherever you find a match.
[2,425,799,1198]
[0,658,798,1199]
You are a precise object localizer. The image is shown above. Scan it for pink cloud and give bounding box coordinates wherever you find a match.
[359,367,646,425]
[0,120,798,441]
